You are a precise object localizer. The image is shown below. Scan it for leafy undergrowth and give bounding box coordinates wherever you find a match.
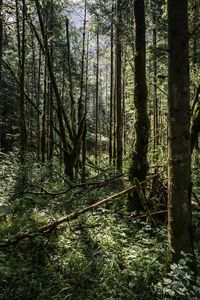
[0,214,167,300]
[0,155,200,299]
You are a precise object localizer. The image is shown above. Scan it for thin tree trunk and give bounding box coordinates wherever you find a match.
[0,0,3,117]
[95,31,99,166]
[66,18,76,136]
[82,34,89,180]
[152,0,158,164]
[122,62,126,156]
[113,75,116,166]
[168,0,195,265]
[19,0,27,162]
[128,0,149,212]
[109,1,114,165]
[79,0,87,178]
[37,47,42,160]
[116,0,123,172]
[48,0,54,163]
[78,0,87,126]
[41,59,47,163]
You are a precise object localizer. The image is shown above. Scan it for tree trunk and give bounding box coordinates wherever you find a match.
[168,0,195,265]
[152,0,158,164]
[109,1,114,165]
[34,0,71,178]
[36,47,42,161]
[79,0,87,178]
[116,0,123,172]
[19,0,27,162]
[0,0,2,117]
[66,18,76,136]
[82,34,89,180]
[128,0,149,212]
[95,31,99,166]
[78,0,87,126]
[41,59,47,163]
[47,0,54,163]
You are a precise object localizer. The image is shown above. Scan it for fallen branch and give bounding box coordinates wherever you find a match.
[0,172,161,247]
[132,210,168,220]
[13,174,123,197]
[132,202,200,221]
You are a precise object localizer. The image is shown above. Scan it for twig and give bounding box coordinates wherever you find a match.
[132,210,167,220]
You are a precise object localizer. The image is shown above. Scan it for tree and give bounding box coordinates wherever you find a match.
[152,0,158,164]
[167,0,195,264]
[109,0,114,165]
[95,29,99,166]
[18,0,27,162]
[34,0,85,180]
[0,0,2,114]
[128,0,149,212]
[115,0,123,172]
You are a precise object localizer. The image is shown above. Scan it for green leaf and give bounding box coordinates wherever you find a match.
[163,278,172,285]
[0,205,12,216]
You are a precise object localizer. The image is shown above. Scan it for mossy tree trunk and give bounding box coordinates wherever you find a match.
[95,31,99,166]
[168,0,195,264]
[116,0,123,172]
[19,0,27,163]
[152,0,158,164]
[128,0,149,212]
[0,0,2,117]
[109,0,114,165]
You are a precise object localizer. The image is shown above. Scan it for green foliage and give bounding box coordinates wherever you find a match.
[1,155,200,299]
[1,152,200,299]
[154,253,200,299]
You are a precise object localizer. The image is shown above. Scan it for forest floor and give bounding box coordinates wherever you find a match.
[0,153,200,300]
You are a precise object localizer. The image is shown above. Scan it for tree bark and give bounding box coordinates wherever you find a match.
[78,0,87,126]
[152,0,158,164]
[116,0,123,172]
[95,31,99,166]
[82,34,89,180]
[128,0,149,212]
[66,18,76,136]
[109,0,114,165]
[168,0,195,264]
[0,0,2,117]
[47,0,54,164]
[19,0,27,162]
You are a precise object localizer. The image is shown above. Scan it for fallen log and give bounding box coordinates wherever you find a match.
[0,186,136,247]
[0,173,163,247]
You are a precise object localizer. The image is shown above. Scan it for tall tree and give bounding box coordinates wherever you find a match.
[116,0,123,172]
[19,0,27,162]
[152,0,158,164]
[0,0,2,116]
[78,0,87,126]
[79,0,87,179]
[168,0,195,264]
[47,0,54,163]
[95,30,99,166]
[128,0,149,212]
[109,0,114,165]
[34,0,85,180]
[66,18,76,136]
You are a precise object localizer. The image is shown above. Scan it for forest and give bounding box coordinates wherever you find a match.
[0,0,200,299]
